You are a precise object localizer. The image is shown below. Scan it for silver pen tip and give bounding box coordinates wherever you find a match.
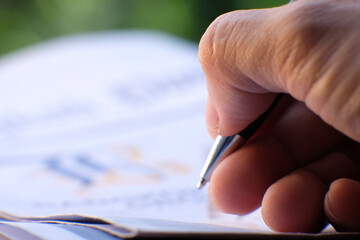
[197,178,207,190]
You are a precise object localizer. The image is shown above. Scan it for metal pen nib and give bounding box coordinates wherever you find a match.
[197,134,247,189]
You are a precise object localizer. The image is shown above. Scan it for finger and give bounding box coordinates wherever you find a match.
[269,97,349,165]
[209,134,295,215]
[325,178,360,232]
[304,146,360,232]
[304,147,360,185]
[199,0,360,141]
[262,169,328,233]
[208,96,355,217]
[261,147,360,233]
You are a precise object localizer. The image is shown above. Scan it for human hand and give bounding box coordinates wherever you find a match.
[199,0,360,233]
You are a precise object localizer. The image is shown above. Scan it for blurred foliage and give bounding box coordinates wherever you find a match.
[0,0,288,56]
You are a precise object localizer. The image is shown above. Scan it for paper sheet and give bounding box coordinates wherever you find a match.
[0,30,271,231]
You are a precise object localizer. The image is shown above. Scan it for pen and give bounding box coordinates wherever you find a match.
[197,94,284,189]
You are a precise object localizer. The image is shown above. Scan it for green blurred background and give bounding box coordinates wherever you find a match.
[0,0,288,56]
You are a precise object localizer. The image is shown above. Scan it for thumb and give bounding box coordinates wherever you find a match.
[199,7,283,137]
[199,0,360,141]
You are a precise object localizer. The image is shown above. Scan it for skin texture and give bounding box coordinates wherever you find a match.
[198,0,360,233]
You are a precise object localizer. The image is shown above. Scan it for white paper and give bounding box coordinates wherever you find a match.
[0,30,270,232]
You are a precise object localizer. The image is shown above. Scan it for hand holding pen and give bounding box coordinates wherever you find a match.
[198,0,360,233]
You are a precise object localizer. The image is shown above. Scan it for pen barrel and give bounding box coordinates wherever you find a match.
[238,94,283,139]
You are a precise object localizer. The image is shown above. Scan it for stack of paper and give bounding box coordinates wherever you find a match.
[0,31,344,239]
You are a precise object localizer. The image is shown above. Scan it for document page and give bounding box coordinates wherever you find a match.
[0,31,270,232]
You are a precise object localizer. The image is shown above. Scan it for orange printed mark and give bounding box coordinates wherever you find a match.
[108,145,144,164]
[157,159,191,174]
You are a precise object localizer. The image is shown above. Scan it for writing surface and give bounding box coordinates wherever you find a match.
[0,31,271,232]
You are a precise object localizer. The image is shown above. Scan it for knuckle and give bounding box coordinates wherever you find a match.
[198,12,238,70]
[274,0,356,99]
[283,1,334,39]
